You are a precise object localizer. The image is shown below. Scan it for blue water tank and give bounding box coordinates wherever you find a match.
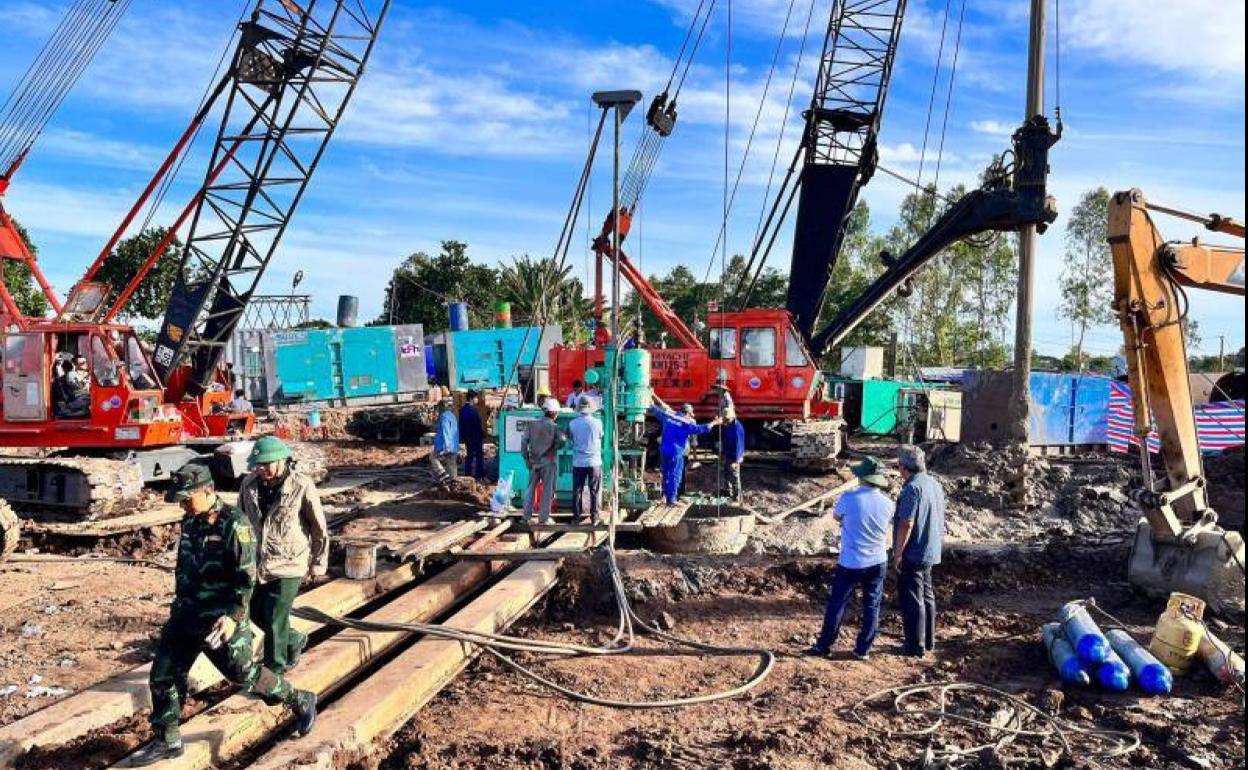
[448,302,470,331]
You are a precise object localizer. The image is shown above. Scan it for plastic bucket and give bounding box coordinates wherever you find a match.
[344,541,378,580]
[494,301,512,328]
[307,408,322,428]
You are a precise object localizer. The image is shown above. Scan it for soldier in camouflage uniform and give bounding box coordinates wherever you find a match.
[130,464,316,766]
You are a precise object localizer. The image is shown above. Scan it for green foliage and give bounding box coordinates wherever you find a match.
[1059,347,1118,374]
[623,254,787,345]
[93,226,182,320]
[1181,316,1202,352]
[499,255,592,344]
[3,218,51,317]
[874,187,1018,370]
[377,241,500,332]
[1058,187,1114,370]
[295,318,334,330]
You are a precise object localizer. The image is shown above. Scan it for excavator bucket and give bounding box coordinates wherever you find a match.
[1128,520,1246,619]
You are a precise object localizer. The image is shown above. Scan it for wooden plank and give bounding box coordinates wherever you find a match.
[247,531,592,770]
[107,531,532,770]
[19,506,185,537]
[449,547,588,561]
[0,557,432,767]
[397,519,488,561]
[636,500,691,529]
[525,522,644,534]
[755,478,855,525]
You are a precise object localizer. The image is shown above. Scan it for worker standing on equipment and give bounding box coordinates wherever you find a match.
[720,407,746,501]
[240,436,328,676]
[565,380,585,409]
[891,444,945,658]
[430,397,460,484]
[804,456,893,661]
[521,398,565,524]
[569,394,604,524]
[459,389,486,480]
[650,397,719,505]
[133,464,315,765]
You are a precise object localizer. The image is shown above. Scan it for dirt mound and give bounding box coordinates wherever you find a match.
[413,477,492,508]
[1206,446,1245,527]
[347,404,436,442]
[925,442,1140,543]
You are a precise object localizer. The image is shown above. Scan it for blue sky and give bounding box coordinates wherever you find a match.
[3,0,1244,359]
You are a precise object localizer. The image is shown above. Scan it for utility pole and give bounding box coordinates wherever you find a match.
[590,89,641,523]
[1218,334,1226,371]
[1009,0,1047,444]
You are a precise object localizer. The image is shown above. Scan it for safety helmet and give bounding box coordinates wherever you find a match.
[248,435,292,467]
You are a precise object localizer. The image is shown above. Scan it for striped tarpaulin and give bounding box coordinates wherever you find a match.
[1107,380,1246,454]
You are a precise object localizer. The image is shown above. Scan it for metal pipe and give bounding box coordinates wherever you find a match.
[1009,0,1046,443]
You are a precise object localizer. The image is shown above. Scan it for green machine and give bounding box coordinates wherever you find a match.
[496,347,652,511]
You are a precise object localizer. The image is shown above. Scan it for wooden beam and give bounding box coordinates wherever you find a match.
[525,522,644,534]
[0,553,428,766]
[107,531,532,770]
[247,531,592,770]
[395,519,488,561]
[755,478,855,525]
[449,547,589,561]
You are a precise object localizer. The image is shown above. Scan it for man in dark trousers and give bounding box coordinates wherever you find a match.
[720,406,746,501]
[804,456,893,660]
[891,444,946,657]
[131,464,315,765]
[239,437,328,677]
[459,390,486,479]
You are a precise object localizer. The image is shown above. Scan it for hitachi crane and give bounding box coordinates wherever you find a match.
[1108,189,1245,616]
[0,0,390,547]
[551,0,1060,469]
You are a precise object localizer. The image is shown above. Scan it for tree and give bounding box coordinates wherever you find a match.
[1181,316,1202,352]
[2,218,51,317]
[377,240,500,332]
[1058,187,1113,371]
[817,202,897,367]
[499,255,592,344]
[92,226,182,320]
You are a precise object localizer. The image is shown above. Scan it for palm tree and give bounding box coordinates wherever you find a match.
[500,255,592,342]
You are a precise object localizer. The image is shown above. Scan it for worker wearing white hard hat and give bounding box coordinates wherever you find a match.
[520,398,565,524]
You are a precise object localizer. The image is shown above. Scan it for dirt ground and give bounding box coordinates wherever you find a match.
[0,559,171,726]
[376,545,1245,770]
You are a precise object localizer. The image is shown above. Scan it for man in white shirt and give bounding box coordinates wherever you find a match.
[804,455,894,660]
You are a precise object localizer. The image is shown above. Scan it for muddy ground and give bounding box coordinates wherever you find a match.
[376,545,1245,770]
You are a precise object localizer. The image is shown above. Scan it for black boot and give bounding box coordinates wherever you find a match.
[291,689,317,737]
[128,730,184,766]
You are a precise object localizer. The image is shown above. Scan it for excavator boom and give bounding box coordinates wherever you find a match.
[1108,188,1245,616]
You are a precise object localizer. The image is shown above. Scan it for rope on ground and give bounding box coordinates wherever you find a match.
[850,681,1140,764]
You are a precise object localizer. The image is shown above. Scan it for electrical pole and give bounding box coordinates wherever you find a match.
[1218,335,1226,371]
[1009,0,1046,445]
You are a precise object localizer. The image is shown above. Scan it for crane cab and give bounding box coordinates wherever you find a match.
[0,323,186,448]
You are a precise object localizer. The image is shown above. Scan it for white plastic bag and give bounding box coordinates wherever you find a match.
[490,471,514,513]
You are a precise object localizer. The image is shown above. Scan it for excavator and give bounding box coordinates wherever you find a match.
[0,0,391,553]
[550,0,1060,469]
[1108,189,1245,616]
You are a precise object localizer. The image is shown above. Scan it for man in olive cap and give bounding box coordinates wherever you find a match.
[239,436,327,676]
[133,463,315,765]
[804,455,894,661]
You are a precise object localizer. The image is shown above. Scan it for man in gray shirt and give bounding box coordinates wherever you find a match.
[569,395,604,524]
[891,444,946,657]
[521,398,565,524]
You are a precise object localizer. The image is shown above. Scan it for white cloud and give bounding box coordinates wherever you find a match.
[1066,0,1245,77]
[969,119,1014,138]
[37,129,165,170]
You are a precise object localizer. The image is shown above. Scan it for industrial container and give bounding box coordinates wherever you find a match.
[337,295,360,327]
[265,323,428,406]
[429,325,563,391]
[829,378,956,439]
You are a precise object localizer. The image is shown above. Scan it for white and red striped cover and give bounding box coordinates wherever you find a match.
[1107,380,1245,454]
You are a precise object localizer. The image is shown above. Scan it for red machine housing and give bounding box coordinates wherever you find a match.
[550,308,841,424]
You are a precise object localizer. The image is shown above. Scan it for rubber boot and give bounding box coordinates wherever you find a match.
[291,689,317,737]
[128,726,184,766]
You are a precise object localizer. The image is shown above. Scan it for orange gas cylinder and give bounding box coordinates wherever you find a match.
[1149,592,1206,674]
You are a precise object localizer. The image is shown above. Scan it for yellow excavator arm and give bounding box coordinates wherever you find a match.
[1107,188,1245,616]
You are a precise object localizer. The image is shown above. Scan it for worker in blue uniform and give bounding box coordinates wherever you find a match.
[650,396,719,505]
[459,389,486,479]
